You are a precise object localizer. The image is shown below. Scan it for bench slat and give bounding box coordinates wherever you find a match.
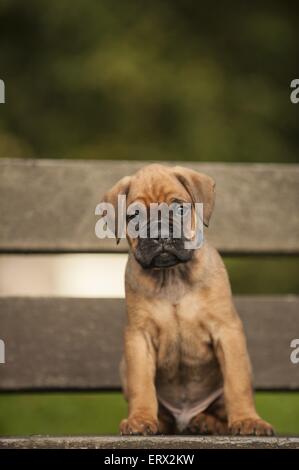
[0,296,298,391]
[1,159,298,254]
[0,435,298,449]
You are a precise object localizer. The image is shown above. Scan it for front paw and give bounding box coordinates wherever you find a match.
[229,417,274,436]
[120,414,159,436]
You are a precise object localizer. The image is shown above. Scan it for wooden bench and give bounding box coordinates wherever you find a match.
[0,158,298,449]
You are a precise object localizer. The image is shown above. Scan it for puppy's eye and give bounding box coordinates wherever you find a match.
[174,204,190,217]
[126,211,139,222]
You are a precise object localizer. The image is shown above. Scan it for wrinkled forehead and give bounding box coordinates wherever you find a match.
[127,168,191,205]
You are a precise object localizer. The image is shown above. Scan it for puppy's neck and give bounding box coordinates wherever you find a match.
[125,244,209,303]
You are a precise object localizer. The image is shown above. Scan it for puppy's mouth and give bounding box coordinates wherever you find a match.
[151,252,180,268]
[133,234,194,270]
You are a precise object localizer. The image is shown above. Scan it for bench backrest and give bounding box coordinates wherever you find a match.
[0,159,298,391]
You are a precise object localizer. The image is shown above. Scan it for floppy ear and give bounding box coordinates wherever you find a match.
[102,175,131,207]
[172,166,216,227]
[101,175,131,242]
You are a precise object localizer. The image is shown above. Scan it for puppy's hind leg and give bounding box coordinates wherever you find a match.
[185,412,228,435]
[184,396,228,435]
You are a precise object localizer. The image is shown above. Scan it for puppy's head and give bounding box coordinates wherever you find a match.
[101,164,215,269]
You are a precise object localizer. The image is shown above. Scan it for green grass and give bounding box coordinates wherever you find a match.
[0,393,127,436]
[255,393,299,435]
[0,392,298,436]
[224,256,299,295]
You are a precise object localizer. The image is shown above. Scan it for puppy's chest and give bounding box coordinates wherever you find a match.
[152,299,214,373]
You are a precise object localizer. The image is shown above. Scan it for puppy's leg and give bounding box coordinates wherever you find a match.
[186,413,228,435]
[185,396,228,435]
[120,327,159,436]
[158,403,176,435]
[214,313,274,436]
[206,393,228,422]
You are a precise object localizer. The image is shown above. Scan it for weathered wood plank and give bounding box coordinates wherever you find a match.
[0,159,298,254]
[0,435,298,449]
[0,298,124,390]
[0,296,298,391]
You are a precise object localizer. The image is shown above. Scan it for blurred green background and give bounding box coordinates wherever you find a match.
[0,0,298,435]
[0,0,298,162]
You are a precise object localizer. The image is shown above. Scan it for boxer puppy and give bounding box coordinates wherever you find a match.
[102,164,274,436]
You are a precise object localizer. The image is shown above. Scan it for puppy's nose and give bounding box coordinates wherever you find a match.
[151,236,170,247]
[150,231,172,247]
